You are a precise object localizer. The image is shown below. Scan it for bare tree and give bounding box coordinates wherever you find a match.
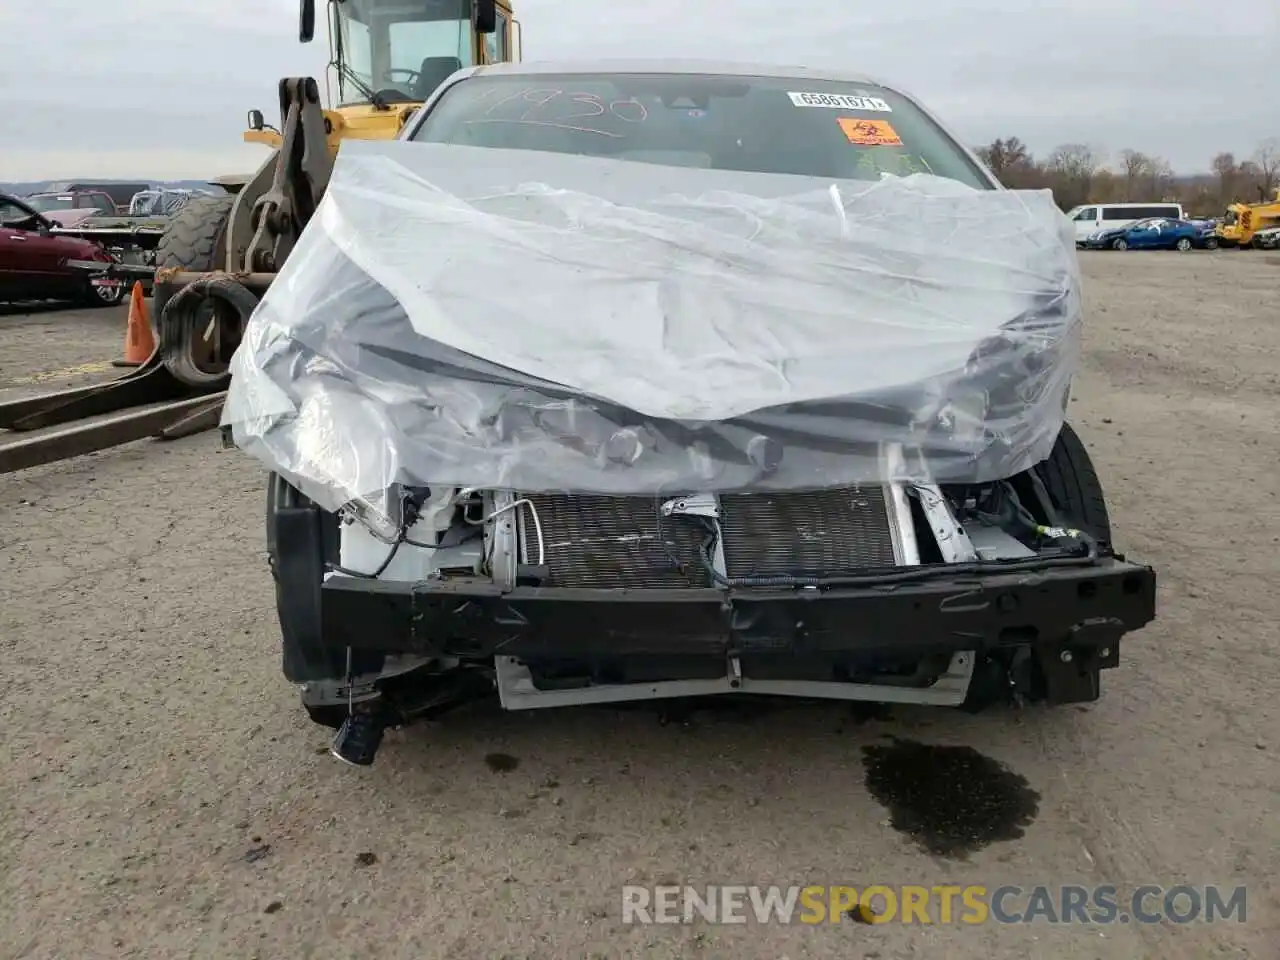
[1047,143,1103,181]
[1091,168,1119,203]
[1212,152,1237,205]
[1146,157,1175,200]
[1237,160,1265,201]
[1045,143,1103,209]
[962,133,1254,213]
[976,137,1036,187]
[1253,138,1279,198]
[1119,149,1152,201]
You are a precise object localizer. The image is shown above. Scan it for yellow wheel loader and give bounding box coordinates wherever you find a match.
[156,0,520,298]
[0,0,519,474]
[1215,189,1280,248]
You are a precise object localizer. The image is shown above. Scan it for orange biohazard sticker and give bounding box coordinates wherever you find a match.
[838,117,903,146]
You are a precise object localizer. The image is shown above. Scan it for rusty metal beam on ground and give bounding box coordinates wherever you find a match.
[156,395,226,440]
[0,360,194,431]
[0,393,228,475]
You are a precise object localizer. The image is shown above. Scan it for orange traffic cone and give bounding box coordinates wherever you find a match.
[112,281,156,368]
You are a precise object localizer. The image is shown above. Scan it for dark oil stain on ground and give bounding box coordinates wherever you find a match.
[484,752,520,772]
[861,738,1040,860]
[848,702,894,725]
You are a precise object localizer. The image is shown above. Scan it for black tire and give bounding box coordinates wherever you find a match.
[1175,237,1192,252]
[1112,238,1127,250]
[1204,236,1219,250]
[1033,422,1112,546]
[155,193,234,273]
[154,194,235,366]
[154,194,234,315]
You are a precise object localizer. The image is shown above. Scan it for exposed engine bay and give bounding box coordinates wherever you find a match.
[306,441,1107,722]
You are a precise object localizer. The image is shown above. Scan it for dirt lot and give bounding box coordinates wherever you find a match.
[2,252,1278,959]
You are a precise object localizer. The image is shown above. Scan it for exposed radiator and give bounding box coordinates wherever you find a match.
[525,486,898,588]
[525,494,713,588]
[719,487,897,578]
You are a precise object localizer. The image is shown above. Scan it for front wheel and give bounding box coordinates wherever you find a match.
[1112,238,1128,250]
[1032,422,1112,546]
[81,275,127,308]
[1204,237,1219,250]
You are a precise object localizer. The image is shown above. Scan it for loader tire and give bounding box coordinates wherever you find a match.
[1033,422,1112,547]
[154,194,236,369]
[153,193,234,317]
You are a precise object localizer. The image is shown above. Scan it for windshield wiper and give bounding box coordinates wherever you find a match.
[335,60,389,111]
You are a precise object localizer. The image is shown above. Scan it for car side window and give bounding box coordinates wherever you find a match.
[0,199,31,225]
[1075,207,1097,221]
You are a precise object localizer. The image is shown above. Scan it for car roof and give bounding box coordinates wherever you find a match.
[467,58,889,89]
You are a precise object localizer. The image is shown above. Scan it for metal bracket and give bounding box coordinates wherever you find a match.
[244,77,332,272]
[911,482,979,562]
[660,493,719,519]
[659,493,726,583]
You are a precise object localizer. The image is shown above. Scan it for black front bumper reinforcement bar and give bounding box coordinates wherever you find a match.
[319,558,1157,702]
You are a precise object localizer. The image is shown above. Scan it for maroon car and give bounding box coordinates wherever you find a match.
[0,193,125,307]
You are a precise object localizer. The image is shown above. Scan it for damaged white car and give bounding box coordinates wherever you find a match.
[223,60,1157,765]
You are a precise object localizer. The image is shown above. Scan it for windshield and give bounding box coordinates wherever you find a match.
[26,195,76,212]
[335,0,472,105]
[410,73,991,187]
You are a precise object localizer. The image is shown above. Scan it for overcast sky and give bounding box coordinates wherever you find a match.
[1,0,1275,181]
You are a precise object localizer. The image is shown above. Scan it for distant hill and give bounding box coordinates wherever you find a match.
[1,178,215,197]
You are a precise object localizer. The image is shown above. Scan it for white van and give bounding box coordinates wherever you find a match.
[1065,202,1185,245]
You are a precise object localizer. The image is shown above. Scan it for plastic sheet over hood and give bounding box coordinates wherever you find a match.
[223,139,1081,519]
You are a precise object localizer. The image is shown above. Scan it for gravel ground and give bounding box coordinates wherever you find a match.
[2,252,1278,959]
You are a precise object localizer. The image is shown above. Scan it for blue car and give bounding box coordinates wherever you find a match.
[1084,217,1217,251]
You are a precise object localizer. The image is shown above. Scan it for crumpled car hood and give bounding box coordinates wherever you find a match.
[223,139,1081,519]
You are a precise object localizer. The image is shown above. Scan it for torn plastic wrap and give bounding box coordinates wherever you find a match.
[223,139,1081,525]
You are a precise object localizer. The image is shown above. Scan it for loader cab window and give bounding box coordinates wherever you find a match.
[483,11,507,64]
[335,0,474,106]
[343,17,374,83]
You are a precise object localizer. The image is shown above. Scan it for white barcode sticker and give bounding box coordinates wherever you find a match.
[787,91,892,112]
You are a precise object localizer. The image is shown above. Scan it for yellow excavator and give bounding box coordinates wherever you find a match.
[0,0,521,474]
